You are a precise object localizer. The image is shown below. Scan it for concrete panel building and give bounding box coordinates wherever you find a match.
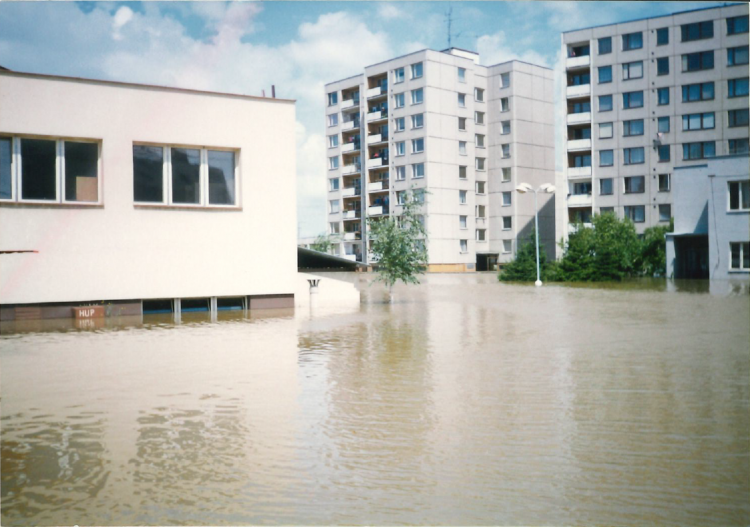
[558,4,749,255]
[324,48,555,272]
[0,69,297,321]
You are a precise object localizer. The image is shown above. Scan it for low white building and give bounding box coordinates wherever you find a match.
[0,69,297,321]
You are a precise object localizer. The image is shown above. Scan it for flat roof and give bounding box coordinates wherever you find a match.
[0,69,296,104]
[563,3,744,34]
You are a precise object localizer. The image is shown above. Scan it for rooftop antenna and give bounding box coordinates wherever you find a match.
[445,7,466,49]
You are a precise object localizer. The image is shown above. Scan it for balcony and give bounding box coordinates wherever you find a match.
[567,138,591,151]
[342,163,361,175]
[368,181,389,192]
[567,166,592,179]
[343,210,360,220]
[368,205,390,216]
[341,120,360,131]
[368,156,388,168]
[566,84,591,99]
[341,98,359,110]
[568,222,592,234]
[367,86,387,99]
[566,55,590,69]
[343,232,362,241]
[367,252,379,263]
[567,193,592,207]
[367,110,388,123]
[342,186,361,197]
[567,112,591,125]
[368,133,388,145]
[342,141,360,153]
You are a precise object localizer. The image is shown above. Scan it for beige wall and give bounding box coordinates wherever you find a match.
[0,72,297,305]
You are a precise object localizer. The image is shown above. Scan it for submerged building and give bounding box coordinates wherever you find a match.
[324,48,555,272]
[0,69,297,322]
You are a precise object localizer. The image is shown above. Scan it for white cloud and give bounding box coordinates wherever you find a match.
[377,4,403,20]
[112,6,133,41]
[476,31,551,68]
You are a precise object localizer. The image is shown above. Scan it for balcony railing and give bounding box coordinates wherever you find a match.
[567,112,591,125]
[343,232,362,241]
[342,120,360,131]
[567,138,591,151]
[566,84,591,98]
[342,163,362,175]
[342,186,361,197]
[342,142,361,153]
[368,133,388,144]
[343,209,361,220]
[367,109,388,122]
[567,193,592,207]
[566,55,590,69]
[367,85,387,98]
[341,98,359,110]
[568,166,592,178]
[368,181,389,192]
[568,222,592,234]
[368,205,390,216]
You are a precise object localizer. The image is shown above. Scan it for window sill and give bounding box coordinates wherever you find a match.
[134,204,242,212]
[727,209,750,214]
[0,201,104,209]
[728,269,750,273]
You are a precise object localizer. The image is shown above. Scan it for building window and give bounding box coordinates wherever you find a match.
[0,137,11,200]
[727,15,749,35]
[476,181,486,194]
[474,88,485,102]
[622,91,643,109]
[728,109,749,127]
[572,181,592,195]
[502,191,511,206]
[501,144,510,158]
[395,142,405,156]
[600,150,614,167]
[598,36,612,55]
[682,82,715,102]
[682,112,715,131]
[623,119,644,137]
[571,127,591,140]
[457,67,466,82]
[394,67,405,83]
[476,229,487,242]
[658,204,671,222]
[657,57,669,76]
[658,117,670,133]
[658,145,671,162]
[458,93,466,107]
[600,207,615,215]
[477,204,486,218]
[502,216,512,230]
[599,122,613,139]
[624,205,645,223]
[683,142,715,160]
[460,239,468,253]
[412,163,425,178]
[570,71,591,86]
[414,189,425,204]
[600,178,613,195]
[329,178,340,191]
[459,165,467,179]
[657,27,669,45]
[459,190,467,204]
[476,157,486,171]
[411,113,424,129]
[728,77,749,98]
[329,199,340,214]
[501,121,511,135]
[329,222,340,235]
[598,66,612,84]
[623,147,645,165]
[328,113,339,127]
[624,176,645,194]
[729,180,750,210]
[502,167,511,182]
[394,93,405,109]
[397,190,407,205]
[728,46,749,66]
[458,117,467,131]
[328,91,338,106]
[730,242,750,271]
[658,87,670,105]
[681,20,713,42]
[502,239,512,254]
[622,32,643,51]
[659,174,671,191]
[411,62,423,79]
[729,138,749,155]
[390,117,403,133]
[622,61,643,80]
[500,97,510,112]
[459,215,467,229]
[475,134,485,148]
[328,155,339,170]
[411,88,424,104]
[599,95,613,112]
[329,134,339,148]
[682,51,714,72]
[395,166,406,180]
[412,138,424,153]
[500,72,510,88]
[475,111,485,124]
[572,153,591,168]
[459,141,467,155]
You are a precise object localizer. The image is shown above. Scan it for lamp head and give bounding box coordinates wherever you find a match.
[515,183,533,193]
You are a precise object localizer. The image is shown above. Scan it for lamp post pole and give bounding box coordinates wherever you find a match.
[515,183,555,287]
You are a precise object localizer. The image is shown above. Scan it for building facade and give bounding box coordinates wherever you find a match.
[0,70,297,321]
[324,48,555,272]
[558,4,749,255]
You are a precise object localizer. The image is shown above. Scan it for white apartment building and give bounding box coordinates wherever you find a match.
[0,69,297,321]
[324,48,554,272]
[558,4,749,253]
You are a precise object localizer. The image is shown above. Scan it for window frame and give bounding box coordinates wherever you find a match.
[682,82,714,102]
[657,57,670,76]
[622,91,644,109]
[657,87,670,106]
[728,180,750,212]
[681,50,714,72]
[680,20,714,42]
[622,61,644,81]
[682,141,716,160]
[622,32,643,51]
[624,205,645,223]
[728,109,749,128]
[658,117,670,133]
[410,62,423,79]
[729,242,750,272]
[411,138,425,154]
[411,113,424,129]
[728,77,749,98]
[600,178,613,195]
[598,37,612,55]
[623,119,644,137]
[411,88,424,105]
[598,65,612,84]
[727,15,749,36]
[728,46,749,67]
[600,149,614,167]
[656,27,669,45]
[659,173,671,192]
[623,147,645,166]
[682,112,715,131]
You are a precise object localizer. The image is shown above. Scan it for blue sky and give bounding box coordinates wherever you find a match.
[0,1,723,237]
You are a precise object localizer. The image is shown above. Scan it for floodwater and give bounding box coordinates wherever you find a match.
[1,274,749,526]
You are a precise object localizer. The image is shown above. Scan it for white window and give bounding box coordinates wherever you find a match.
[328,113,339,127]
[474,88,485,102]
[395,142,405,156]
[476,181,486,194]
[412,163,425,178]
[328,91,338,106]
[599,122,613,139]
[395,166,406,180]
[394,117,405,132]
[501,121,511,135]
[475,134,485,148]
[476,229,486,241]
[475,111,485,124]
[458,93,466,107]
[459,165,467,179]
[328,134,339,148]
[500,97,509,112]
[329,222,340,234]
[458,67,466,82]
[411,62,423,79]
[394,93,405,108]
[501,167,511,182]
[502,216,512,230]
[411,113,424,129]
[2,137,102,204]
[500,72,511,88]
[394,67,405,84]
[728,180,750,211]
[411,88,424,104]
[475,157,486,171]
[412,138,425,153]
[502,239,512,253]
[329,178,340,191]
[460,215,468,229]
[501,144,510,158]
[329,199,340,213]
[133,144,237,207]
[459,190,467,204]
[730,242,750,271]
[659,204,671,222]
[458,117,467,131]
[459,141,467,155]
[659,173,671,191]
[502,191,511,206]
[329,155,339,169]
[414,189,425,203]
[460,239,468,253]
[397,190,407,205]
[476,204,486,218]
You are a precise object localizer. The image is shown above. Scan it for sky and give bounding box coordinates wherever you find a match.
[0,0,724,237]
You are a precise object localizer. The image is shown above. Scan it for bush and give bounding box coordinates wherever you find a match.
[499,232,556,282]
[639,218,674,277]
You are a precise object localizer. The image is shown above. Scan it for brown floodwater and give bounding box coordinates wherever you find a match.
[1,274,749,526]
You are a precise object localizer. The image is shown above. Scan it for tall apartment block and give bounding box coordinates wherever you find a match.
[558,4,749,251]
[324,48,554,272]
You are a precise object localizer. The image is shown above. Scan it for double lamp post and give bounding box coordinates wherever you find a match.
[514,182,555,287]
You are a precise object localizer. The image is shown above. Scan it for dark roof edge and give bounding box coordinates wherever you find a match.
[562,3,746,34]
[485,59,553,71]
[0,70,296,104]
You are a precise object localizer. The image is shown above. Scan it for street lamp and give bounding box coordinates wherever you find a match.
[515,182,556,287]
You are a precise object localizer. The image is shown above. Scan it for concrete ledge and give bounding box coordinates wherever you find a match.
[249,294,294,309]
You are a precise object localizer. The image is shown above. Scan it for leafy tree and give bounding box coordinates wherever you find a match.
[310,233,335,254]
[640,218,674,277]
[367,190,428,291]
[498,232,555,282]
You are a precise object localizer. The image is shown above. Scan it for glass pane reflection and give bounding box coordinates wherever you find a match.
[208,150,235,205]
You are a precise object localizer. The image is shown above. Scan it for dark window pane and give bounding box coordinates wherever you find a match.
[208,150,235,205]
[64,142,98,202]
[0,137,11,199]
[731,243,741,268]
[21,138,57,200]
[133,145,164,202]
[171,148,201,204]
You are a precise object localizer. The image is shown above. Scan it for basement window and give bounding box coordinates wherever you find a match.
[217,297,246,311]
[143,299,174,314]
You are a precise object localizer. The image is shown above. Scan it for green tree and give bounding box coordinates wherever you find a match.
[310,233,335,253]
[498,232,555,282]
[640,218,674,277]
[367,190,428,292]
